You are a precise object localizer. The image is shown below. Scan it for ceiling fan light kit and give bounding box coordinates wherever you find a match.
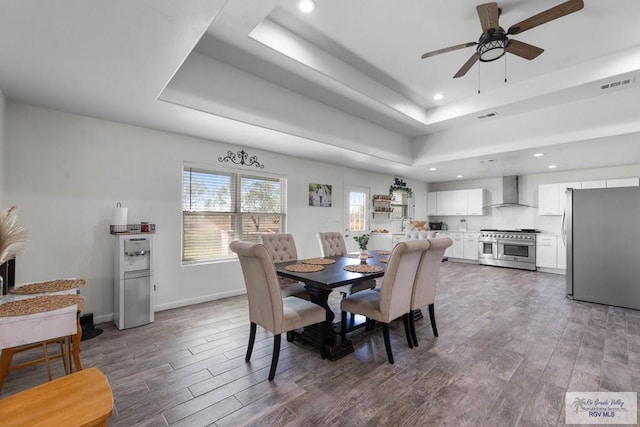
[421,0,584,78]
[477,30,507,62]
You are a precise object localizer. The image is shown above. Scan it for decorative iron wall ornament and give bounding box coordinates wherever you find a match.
[218,149,264,169]
[389,177,413,197]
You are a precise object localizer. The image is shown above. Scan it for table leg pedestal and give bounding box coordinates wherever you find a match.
[296,286,354,361]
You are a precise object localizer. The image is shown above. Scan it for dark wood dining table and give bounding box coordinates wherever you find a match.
[275,250,388,361]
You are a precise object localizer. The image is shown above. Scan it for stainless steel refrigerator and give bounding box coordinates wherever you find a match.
[565,186,640,310]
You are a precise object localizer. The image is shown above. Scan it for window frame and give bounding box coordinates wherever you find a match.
[182,164,287,265]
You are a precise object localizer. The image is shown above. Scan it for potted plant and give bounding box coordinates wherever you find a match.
[353,234,370,260]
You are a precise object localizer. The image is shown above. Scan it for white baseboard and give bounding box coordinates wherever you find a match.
[94,288,247,326]
[94,313,114,324]
[536,267,567,275]
[155,288,247,312]
[447,258,480,265]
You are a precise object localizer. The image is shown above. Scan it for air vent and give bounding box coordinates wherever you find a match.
[600,76,636,90]
[477,112,499,119]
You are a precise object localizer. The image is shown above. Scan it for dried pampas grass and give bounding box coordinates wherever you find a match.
[0,206,28,264]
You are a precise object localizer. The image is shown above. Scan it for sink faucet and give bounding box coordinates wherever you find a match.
[401,216,410,232]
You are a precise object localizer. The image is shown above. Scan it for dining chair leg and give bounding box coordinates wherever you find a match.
[0,348,15,393]
[402,314,413,349]
[72,315,83,372]
[340,311,347,342]
[409,313,419,347]
[428,304,438,337]
[268,334,281,381]
[41,343,53,381]
[245,322,257,362]
[382,323,394,364]
[61,337,70,375]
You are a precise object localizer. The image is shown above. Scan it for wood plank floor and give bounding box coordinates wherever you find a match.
[3,262,640,426]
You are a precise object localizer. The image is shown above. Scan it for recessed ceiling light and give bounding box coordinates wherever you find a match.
[430,167,437,171]
[298,0,317,13]
[433,93,443,101]
[533,153,545,157]
[548,165,557,169]
[457,175,463,178]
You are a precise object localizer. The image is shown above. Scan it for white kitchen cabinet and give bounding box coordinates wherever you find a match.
[369,233,405,251]
[536,234,558,268]
[581,180,606,189]
[427,192,437,216]
[463,232,480,260]
[557,234,567,270]
[436,191,452,216]
[447,232,464,258]
[538,183,559,215]
[467,189,484,216]
[606,177,639,188]
[539,182,580,215]
[369,233,391,251]
[428,189,484,216]
[451,190,468,216]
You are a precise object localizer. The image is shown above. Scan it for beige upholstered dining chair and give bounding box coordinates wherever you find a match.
[340,240,430,364]
[316,232,376,295]
[408,237,452,347]
[260,233,309,299]
[230,241,326,381]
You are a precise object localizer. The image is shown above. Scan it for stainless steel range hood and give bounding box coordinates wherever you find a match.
[487,176,531,208]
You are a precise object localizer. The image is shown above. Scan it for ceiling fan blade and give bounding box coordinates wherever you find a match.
[476,2,500,33]
[505,39,544,60]
[453,53,480,78]
[507,0,584,35]
[421,42,477,59]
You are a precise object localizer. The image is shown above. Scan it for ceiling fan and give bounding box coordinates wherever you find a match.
[421,0,584,78]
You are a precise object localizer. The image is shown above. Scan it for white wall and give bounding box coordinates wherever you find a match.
[427,164,640,233]
[4,102,426,322]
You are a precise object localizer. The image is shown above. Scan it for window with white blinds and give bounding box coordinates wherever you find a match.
[182,166,287,263]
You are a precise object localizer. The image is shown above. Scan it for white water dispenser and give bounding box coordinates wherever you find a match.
[114,234,154,329]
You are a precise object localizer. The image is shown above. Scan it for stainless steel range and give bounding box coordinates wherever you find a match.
[478,229,538,271]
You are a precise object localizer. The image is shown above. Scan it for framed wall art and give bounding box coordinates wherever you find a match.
[309,183,332,207]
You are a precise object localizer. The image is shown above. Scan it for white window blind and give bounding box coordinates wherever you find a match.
[182,167,286,263]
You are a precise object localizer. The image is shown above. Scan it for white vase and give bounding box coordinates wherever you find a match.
[359,250,369,261]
